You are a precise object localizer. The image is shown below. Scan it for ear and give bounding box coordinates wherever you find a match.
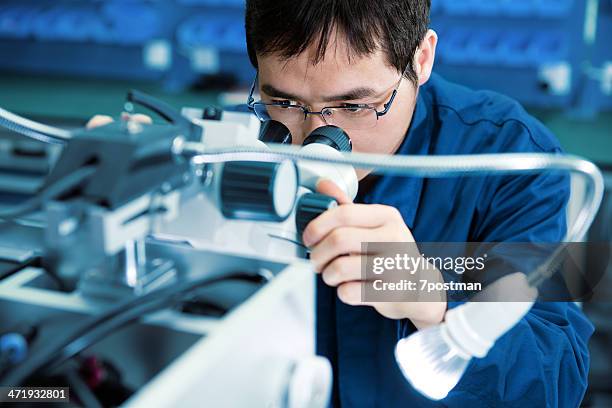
[413,29,438,86]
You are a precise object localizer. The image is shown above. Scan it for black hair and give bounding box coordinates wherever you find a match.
[245,0,431,84]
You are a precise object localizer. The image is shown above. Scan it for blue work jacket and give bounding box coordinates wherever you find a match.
[315,74,594,407]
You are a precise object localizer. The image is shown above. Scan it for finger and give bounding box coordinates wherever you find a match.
[131,113,153,124]
[303,204,400,247]
[310,226,389,271]
[321,255,362,287]
[316,178,351,204]
[86,115,114,129]
[121,112,153,124]
[337,281,366,306]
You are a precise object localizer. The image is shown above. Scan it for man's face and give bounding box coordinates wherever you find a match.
[256,36,418,180]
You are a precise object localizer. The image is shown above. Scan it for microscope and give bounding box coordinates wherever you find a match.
[0,90,358,407]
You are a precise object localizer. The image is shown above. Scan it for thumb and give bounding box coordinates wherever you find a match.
[315,178,352,204]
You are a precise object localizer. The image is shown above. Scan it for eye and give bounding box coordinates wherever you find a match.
[341,103,370,114]
[272,99,297,108]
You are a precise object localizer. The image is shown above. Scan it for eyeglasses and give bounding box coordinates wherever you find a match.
[246,67,408,131]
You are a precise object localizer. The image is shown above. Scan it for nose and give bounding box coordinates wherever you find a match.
[293,114,327,145]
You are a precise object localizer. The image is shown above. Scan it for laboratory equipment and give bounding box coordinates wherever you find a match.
[0,89,604,405]
[0,91,357,407]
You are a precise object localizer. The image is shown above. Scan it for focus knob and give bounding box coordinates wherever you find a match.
[221,160,298,221]
[295,193,338,239]
[303,126,352,152]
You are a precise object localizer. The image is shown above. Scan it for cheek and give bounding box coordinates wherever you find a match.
[348,119,406,155]
[350,95,415,156]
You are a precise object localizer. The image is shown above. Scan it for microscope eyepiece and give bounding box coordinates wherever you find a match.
[259,120,292,145]
[302,126,352,152]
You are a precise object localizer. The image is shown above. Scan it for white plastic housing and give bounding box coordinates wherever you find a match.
[297,143,358,200]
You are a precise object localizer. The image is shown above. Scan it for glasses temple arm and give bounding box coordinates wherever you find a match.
[247,73,259,106]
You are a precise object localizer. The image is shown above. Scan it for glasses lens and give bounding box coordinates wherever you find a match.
[252,103,271,121]
[254,103,304,125]
[325,107,378,130]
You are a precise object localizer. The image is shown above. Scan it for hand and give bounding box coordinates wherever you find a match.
[303,179,446,329]
[85,112,152,129]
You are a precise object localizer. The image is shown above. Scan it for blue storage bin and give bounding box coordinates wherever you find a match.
[54,9,93,42]
[536,0,573,18]
[438,28,473,64]
[177,14,246,53]
[501,0,535,17]
[527,31,567,64]
[498,30,533,67]
[102,2,160,45]
[0,5,42,39]
[468,29,501,65]
[466,0,501,16]
[32,6,67,41]
[440,0,472,16]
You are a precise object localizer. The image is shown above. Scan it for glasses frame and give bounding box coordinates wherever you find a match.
[246,66,408,128]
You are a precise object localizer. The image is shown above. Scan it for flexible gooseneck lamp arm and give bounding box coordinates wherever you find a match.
[174,142,604,400]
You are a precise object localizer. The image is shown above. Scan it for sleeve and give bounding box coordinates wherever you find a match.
[420,123,593,407]
[447,302,593,407]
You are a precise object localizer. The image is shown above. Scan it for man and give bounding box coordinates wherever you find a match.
[89,1,592,406]
[244,1,592,407]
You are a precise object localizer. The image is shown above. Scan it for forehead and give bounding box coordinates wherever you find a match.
[256,37,398,100]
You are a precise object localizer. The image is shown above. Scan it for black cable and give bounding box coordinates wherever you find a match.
[126,89,201,141]
[0,271,266,386]
[0,166,96,222]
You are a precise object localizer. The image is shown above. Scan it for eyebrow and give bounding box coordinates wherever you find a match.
[260,84,380,103]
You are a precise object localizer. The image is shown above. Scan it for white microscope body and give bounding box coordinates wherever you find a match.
[158,111,358,261]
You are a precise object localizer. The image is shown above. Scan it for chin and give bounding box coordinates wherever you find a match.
[355,168,372,180]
